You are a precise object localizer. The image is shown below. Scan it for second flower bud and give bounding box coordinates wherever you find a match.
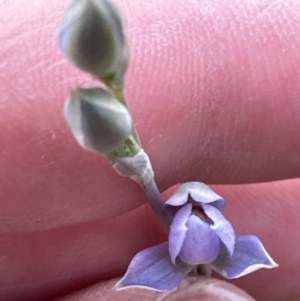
[65,87,133,155]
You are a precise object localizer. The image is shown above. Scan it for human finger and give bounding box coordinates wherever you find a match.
[54,277,256,301]
[1,0,300,233]
[1,179,299,301]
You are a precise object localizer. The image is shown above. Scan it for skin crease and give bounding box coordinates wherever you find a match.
[0,0,300,300]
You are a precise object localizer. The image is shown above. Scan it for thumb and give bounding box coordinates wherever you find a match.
[55,277,256,301]
[161,277,256,301]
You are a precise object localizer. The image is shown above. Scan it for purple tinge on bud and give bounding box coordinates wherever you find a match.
[59,0,129,86]
[65,87,132,153]
[117,182,278,291]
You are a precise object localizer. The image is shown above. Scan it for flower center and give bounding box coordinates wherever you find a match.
[192,206,207,222]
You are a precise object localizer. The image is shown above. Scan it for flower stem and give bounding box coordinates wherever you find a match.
[113,149,172,232]
[108,86,142,146]
[141,178,171,232]
[196,264,212,277]
[107,84,171,230]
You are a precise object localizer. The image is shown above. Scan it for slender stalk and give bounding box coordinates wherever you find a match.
[109,86,142,146]
[196,264,212,277]
[112,149,172,232]
[140,178,171,232]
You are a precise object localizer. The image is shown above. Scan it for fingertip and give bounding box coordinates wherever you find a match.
[161,276,256,301]
[54,276,255,301]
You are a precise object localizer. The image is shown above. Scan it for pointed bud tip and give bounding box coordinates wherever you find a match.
[59,0,129,86]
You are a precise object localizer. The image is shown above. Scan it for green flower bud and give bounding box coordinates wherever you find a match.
[65,87,132,154]
[59,0,129,87]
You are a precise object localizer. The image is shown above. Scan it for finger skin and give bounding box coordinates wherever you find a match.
[53,278,166,301]
[0,179,299,301]
[54,277,256,301]
[1,0,300,233]
[215,179,300,301]
[0,1,300,301]
[0,206,166,301]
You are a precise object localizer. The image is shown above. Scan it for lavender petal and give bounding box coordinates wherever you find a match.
[202,204,235,255]
[116,242,193,291]
[168,203,192,264]
[179,215,220,265]
[165,182,225,211]
[212,235,278,279]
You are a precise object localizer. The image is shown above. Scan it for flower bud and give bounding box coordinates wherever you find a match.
[59,0,129,87]
[65,87,132,154]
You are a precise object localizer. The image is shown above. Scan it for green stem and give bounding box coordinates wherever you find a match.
[106,135,140,162]
[109,86,142,146]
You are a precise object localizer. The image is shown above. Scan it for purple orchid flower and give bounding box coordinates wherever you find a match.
[116,182,278,291]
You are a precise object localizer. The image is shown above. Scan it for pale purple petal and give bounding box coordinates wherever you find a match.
[165,182,225,211]
[202,204,235,255]
[179,215,220,265]
[116,242,193,291]
[169,204,192,264]
[212,235,278,279]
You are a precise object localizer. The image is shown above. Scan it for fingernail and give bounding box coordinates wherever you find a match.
[161,276,256,301]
